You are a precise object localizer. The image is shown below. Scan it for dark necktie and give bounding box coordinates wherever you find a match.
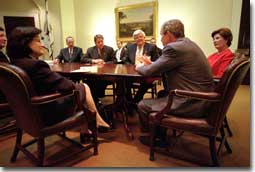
[69,48,73,60]
[99,49,104,59]
[0,51,10,63]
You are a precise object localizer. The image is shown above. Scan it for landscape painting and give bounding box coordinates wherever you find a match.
[115,1,158,42]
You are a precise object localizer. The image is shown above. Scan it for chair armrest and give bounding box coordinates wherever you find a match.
[171,89,221,101]
[31,91,74,105]
[150,89,221,125]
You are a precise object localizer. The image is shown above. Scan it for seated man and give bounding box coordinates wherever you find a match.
[0,26,10,103]
[150,37,162,56]
[113,40,126,64]
[53,36,84,63]
[0,26,9,63]
[136,19,214,146]
[123,29,159,104]
[81,34,115,104]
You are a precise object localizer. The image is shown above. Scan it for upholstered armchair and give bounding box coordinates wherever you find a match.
[0,62,98,166]
[148,57,250,166]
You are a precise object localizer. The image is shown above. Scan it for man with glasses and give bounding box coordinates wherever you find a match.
[54,36,84,63]
[123,30,159,106]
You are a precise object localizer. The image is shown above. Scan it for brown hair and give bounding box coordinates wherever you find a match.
[94,34,104,43]
[211,28,233,47]
[7,26,41,59]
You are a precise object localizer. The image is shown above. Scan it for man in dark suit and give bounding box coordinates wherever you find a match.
[54,36,84,63]
[150,37,162,56]
[113,40,126,64]
[123,29,159,104]
[0,26,10,104]
[136,19,214,145]
[81,34,115,64]
[81,34,115,104]
[0,27,9,63]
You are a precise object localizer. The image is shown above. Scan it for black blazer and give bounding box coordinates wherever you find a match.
[123,42,159,64]
[0,51,9,63]
[11,57,86,125]
[0,51,9,103]
[56,46,83,63]
[113,47,126,63]
[81,45,115,63]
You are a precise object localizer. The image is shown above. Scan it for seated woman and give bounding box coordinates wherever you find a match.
[208,27,234,78]
[6,26,109,129]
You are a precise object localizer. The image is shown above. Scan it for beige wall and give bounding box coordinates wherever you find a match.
[73,0,118,51]
[73,0,242,56]
[0,0,243,58]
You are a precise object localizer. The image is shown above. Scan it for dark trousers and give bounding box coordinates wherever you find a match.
[125,81,152,103]
[137,97,169,140]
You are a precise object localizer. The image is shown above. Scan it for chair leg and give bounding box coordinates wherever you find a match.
[209,136,220,166]
[224,117,233,137]
[219,127,232,154]
[91,117,98,155]
[10,128,23,162]
[37,137,45,167]
[149,124,156,161]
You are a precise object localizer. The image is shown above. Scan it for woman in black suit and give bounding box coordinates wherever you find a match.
[6,26,109,128]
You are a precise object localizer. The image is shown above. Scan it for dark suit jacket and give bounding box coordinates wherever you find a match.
[113,47,126,63]
[81,45,115,63]
[0,51,9,63]
[56,46,83,63]
[11,57,86,125]
[0,51,9,103]
[123,42,159,64]
[137,38,214,117]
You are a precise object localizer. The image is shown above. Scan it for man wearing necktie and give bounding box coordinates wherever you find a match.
[0,27,10,63]
[81,34,115,105]
[54,36,84,63]
[122,29,159,106]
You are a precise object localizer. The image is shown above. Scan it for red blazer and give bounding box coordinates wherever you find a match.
[208,48,234,78]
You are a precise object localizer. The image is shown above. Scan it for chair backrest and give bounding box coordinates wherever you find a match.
[207,56,250,130]
[0,62,43,136]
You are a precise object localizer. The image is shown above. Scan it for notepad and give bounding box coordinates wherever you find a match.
[71,66,98,73]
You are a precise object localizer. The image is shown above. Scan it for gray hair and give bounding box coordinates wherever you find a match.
[160,19,185,38]
[133,29,146,38]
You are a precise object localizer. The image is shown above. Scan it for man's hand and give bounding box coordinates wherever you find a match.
[53,58,60,64]
[92,59,105,64]
[135,62,144,71]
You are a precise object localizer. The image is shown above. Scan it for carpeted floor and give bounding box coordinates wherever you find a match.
[0,85,250,168]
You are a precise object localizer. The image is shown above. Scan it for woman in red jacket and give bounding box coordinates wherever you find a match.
[208,28,234,78]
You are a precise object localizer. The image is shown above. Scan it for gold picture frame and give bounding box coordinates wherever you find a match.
[115,1,158,43]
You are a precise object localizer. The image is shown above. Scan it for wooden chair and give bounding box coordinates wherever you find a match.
[148,57,250,166]
[0,63,98,166]
[131,81,158,99]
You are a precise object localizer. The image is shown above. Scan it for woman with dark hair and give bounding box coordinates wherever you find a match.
[7,26,109,128]
[207,27,235,78]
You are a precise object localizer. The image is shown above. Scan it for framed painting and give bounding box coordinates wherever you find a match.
[115,1,158,43]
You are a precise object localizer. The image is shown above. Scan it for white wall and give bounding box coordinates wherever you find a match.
[73,0,242,56]
[0,0,243,58]
[0,0,62,59]
[73,0,118,51]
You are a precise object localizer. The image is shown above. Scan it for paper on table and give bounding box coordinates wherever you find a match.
[71,66,98,73]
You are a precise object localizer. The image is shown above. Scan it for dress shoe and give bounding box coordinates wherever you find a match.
[139,135,169,148]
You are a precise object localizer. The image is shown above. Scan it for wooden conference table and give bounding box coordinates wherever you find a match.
[51,63,160,139]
